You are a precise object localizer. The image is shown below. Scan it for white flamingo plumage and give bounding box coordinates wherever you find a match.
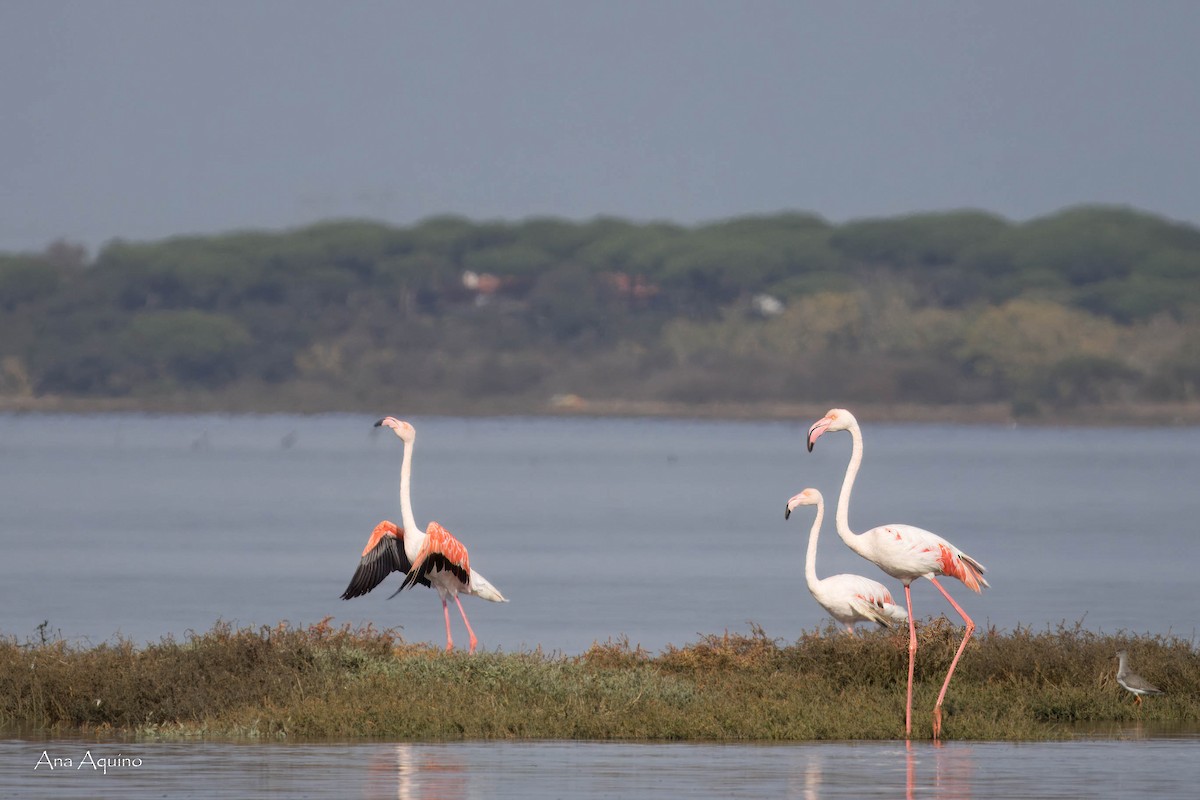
[807,408,987,739]
[786,487,908,635]
[341,417,506,653]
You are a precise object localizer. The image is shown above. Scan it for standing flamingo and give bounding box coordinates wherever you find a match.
[807,408,987,739]
[341,417,507,653]
[785,487,908,634]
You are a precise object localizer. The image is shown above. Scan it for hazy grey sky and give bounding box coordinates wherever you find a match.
[3,1,1199,254]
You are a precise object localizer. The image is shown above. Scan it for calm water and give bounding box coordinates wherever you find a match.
[3,731,1200,799]
[2,413,1198,651]
[3,413,1200,797]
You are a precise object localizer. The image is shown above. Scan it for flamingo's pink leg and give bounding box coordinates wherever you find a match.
[442,598,454,652]
[928,576,975,739]
[453,595,478,654]
[905,740,916,800]
[904,582,917,738]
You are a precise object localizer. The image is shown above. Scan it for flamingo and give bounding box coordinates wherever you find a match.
[1115,650,1164,706]
[785,487,908,634]
[341,417,507,653]
[807,408,987,739]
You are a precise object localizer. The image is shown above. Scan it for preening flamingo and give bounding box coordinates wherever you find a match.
[807,408,987,739]
[786,487,908,634]
[341,417,507,653]
[1115,650,1163,706]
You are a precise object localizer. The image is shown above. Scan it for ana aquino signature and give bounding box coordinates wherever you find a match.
[35,750,143,775]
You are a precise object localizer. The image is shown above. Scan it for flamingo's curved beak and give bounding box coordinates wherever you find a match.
[807,417,832,452]
[784,492,805,519]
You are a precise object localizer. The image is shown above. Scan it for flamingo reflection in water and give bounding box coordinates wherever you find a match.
[908,740,976,800]
[363,744,468,800]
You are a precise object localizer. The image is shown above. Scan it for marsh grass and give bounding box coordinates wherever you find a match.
[2,618,1196,741]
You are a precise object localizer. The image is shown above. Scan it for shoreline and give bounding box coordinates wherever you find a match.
[3,395,1200,426]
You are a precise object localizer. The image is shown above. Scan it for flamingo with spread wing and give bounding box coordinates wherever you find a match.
[341,417,506,653]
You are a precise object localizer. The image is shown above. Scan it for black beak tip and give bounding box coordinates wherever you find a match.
[373,418,385,427]
[806,441,814,453]
[784,507,791,520]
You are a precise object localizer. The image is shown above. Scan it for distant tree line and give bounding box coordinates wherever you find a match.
[2,205,1199,415]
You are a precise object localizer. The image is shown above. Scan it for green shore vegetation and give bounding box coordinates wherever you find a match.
[3,205,1200,422]
[3,618,1196,742]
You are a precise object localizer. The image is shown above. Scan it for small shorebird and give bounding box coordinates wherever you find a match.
[1115,650,1164,706]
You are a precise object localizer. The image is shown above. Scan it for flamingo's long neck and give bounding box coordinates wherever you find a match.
[834,421,868,558]
[803,498,824,593]
[398,437,422,559]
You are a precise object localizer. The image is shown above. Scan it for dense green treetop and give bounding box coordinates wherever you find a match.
[2,205,1198,415]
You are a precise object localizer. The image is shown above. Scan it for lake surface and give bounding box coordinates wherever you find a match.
[4,729,1200,799]
[3,413,1200,797]
[2,413,1198,652]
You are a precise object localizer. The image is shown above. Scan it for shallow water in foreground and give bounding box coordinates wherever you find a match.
[4,726,1199,799]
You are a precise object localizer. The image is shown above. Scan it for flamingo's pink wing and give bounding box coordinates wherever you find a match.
[340,520,422,599]
[892,525,988,593]
[396,521,471,592]
[929,542,987,593]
